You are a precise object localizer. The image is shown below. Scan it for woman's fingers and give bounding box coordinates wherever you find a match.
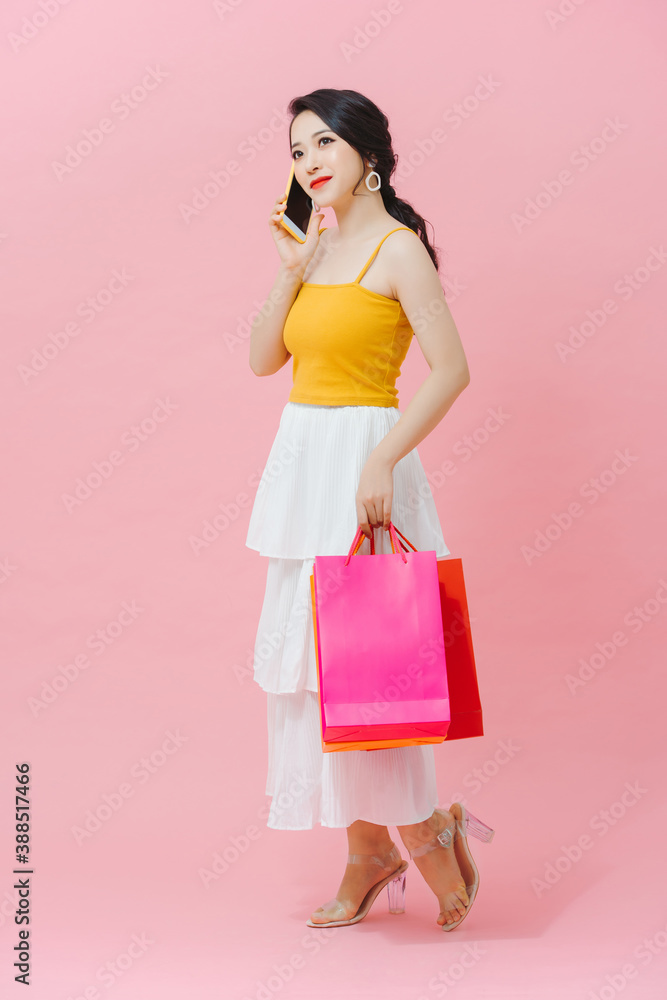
[270,194,287,224]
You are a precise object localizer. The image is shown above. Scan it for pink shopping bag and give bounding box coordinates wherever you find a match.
[310,522,450,749]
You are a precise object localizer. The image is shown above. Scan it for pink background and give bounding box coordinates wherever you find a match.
[2,0,666,996]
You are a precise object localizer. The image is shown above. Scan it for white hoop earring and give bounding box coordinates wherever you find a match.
[365,170,381,192]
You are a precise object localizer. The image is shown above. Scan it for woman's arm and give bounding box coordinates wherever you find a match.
[248,264,305,376]
[371,230,470,471]
[249,227,331,376]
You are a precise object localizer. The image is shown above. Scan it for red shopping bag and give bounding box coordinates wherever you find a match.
[393,526,484,741]
[310,522,451,753]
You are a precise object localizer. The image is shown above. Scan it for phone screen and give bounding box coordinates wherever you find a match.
[282,166,314,241]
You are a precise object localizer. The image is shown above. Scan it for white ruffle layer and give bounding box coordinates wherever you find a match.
[245,401,451,561]
[265,688,439,830]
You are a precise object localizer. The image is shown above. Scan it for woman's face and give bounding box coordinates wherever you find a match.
[289,110,368,207]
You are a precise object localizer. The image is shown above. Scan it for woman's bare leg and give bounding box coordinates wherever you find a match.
[397,809,469,927]
[309,820,401,923]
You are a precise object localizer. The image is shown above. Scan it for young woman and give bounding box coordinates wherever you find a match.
[246,88,494,931]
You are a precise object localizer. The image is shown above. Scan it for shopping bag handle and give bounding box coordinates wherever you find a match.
[392,525,418,552]
[344,521,417,566]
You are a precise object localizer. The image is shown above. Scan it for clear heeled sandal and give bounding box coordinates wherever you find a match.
[306,842,408,928]
[408,802,495,931]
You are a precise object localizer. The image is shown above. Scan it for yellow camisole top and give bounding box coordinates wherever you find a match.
[282,226,414,408]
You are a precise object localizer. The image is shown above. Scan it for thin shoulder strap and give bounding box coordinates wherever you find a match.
[354,227,413,284]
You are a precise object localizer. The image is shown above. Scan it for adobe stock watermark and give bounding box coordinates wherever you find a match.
[447,738,521,807]
[409,286,467,328]
[0,557,18,585]
[233,554,322,686]
[190,438,305,555]
[198,772,317,889]
[8,0,73,54]
[521,448,638,566]
[530,779,648,898]
[238,926,337,1000]
[178,107,291,223]
[212,0,245,19]
[437,274,467,303]
[512,117,628,234]
[545,0,591,30]
[391,406,510,521]
[61,396,178,513]
[417,942,486,999]
[565,578,667,694]
[70,730,188,846]
[555,246,667,362]
[340,1,404,63]
[17,268,134,385]
[27,600,144,717]
[52,67,169,180]
[63,932,155,999]
[356,617,477,727]
[236,557,368,687]
[356,290,466,399]
[586,918,667,1000]
[395,75,502,182]
[225,237,340,355]
[225,286,289,356]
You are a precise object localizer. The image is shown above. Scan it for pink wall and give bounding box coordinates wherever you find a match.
[1,0,665,996]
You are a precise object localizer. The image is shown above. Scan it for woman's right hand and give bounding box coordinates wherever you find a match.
[269,192,324,275]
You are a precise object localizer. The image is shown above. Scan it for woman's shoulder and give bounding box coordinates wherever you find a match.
[378,225,428,264]
[319,223,417,246]
[378,226,420,252]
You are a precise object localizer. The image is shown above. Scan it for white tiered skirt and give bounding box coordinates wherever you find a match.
[245,401,451,830]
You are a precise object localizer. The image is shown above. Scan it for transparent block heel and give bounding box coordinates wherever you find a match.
[386,870,407,914]
[306,842,409,927]
[408,802,495,931]
[463,807,495,844]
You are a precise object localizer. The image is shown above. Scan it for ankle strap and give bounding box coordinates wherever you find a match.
[409,825,454,858]
[347,842,400,869]
[408,811,460,859]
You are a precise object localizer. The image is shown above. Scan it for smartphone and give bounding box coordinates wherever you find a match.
[279,161,316,243]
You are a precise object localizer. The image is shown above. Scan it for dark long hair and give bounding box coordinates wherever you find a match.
[287,88,443,274]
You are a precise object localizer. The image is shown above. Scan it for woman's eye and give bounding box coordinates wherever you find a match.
[293,137,333,159]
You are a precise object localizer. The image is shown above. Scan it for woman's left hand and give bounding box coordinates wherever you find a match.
[355,453,394,540]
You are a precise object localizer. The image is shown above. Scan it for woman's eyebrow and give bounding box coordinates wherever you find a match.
[290,130,330,150]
